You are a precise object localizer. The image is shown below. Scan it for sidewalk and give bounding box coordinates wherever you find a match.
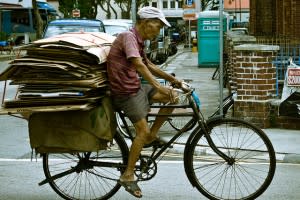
[160,46,300,164]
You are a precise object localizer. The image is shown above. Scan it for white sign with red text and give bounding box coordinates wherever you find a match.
[287,68,300,86]
[282,64,300,101]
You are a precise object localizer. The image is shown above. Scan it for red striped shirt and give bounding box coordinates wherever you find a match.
[107,28,145,96]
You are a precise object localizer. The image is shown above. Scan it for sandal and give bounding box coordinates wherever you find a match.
[118,180,142,198]
[144,137,167,148]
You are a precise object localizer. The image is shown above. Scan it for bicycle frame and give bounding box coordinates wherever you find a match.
[117,86,232,168]
[39,83,276,200]
[40,85,233,185]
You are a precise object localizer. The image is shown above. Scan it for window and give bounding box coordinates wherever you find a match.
[163,0,168,8]
[152,2,157,7]
[170,0,175,8]
[178,1,183,8]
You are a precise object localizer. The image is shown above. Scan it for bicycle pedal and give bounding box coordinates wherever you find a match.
[144,138,168,148]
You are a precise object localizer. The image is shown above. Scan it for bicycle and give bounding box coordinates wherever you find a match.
[39,82,276,200]
[116,88,235,138]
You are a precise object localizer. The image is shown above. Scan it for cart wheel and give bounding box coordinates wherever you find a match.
[42,133,129,200]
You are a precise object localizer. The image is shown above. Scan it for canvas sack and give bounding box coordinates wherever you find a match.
[28,97,116,153]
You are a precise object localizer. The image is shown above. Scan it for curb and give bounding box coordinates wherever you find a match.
[283,153,300,164]
[0,55,16,62]
[160,47,191,70]
[164,142,300,164]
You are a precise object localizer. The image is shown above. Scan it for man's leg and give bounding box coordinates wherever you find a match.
[120,118,151,197]
[150,107,174,136]
[149,89,178,137]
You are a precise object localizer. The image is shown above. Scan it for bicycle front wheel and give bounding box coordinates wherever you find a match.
[185,118,276,200]
[42,133,129,200]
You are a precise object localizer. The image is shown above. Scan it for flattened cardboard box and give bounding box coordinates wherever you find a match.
[28,97,116,153]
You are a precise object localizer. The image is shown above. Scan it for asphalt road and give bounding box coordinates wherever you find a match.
[0,159,299,200]
[1,52,300,200]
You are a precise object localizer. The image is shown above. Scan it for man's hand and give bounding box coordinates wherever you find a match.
[171,79,182,89]
[157,86,178,104]
[157,85,171,96]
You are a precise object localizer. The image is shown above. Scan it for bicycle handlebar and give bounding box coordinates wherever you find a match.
[172,81,193,94]
[181,82,192,93]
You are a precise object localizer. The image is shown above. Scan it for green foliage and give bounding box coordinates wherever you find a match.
[202,0,219,11]
[58,0,150,19]
[57,0,219,20]
[58,0,98,19]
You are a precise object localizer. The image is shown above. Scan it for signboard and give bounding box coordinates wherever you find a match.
[183,0,197,20]
[287,67,300,86]
[72,9,80,18]
[281,66,300,102]
[183,9,196,20]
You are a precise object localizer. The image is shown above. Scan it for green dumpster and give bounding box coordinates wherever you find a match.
[197,11,228,67]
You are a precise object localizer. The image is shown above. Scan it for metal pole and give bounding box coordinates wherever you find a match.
[219,0,224,116]
[131,0,136,24]
[239,0,242,22]
[188,20,191,48]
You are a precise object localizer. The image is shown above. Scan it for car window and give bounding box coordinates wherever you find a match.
[44,24,104,38]
[104,25,128,36]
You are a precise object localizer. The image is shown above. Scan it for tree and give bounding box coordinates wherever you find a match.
[201,0,220,11]
[57,0,220,20]
[97,0,117,19]
[114,0,148,19]
[58,0,98,19]
[32,0,43,39]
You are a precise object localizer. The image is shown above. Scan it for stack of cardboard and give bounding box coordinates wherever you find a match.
[0,32,115,110]
[0,32,117,152]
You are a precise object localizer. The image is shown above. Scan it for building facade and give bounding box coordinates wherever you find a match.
[224,0,250,23]
[250,0,300,38]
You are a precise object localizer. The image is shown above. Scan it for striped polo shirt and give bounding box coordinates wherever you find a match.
[107,28,145,96]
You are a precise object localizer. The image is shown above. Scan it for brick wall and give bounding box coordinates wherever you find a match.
[224,33,257,92]
[249,0,275,35]
[270,102,300,129]
[232,44,279,128]
[250,0,300,39]
[225,34,300,129]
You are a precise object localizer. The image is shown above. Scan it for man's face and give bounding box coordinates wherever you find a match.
[142,19,163,40]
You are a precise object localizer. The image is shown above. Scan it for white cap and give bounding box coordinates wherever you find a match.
[137,6,171,27]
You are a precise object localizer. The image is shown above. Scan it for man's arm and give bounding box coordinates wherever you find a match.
[145,57,181,87]
[130,57,170,95]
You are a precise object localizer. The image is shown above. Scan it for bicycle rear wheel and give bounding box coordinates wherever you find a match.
[42,133,129,200]
[116,112,136,138]
[185,118,276,200]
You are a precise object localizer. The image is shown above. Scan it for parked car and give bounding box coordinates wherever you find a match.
[102,19,132,36]
[230,27,249,35]
[108,19,134,28]
[42,19,106,38]
[145,27,171,65]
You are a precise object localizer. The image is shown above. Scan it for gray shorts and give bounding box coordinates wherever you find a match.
[112,84,157,123]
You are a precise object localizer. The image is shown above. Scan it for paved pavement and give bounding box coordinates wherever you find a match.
[0,46,299,164]
[158,46,300,164]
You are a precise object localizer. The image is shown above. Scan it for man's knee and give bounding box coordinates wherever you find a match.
[134,119,151,143]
